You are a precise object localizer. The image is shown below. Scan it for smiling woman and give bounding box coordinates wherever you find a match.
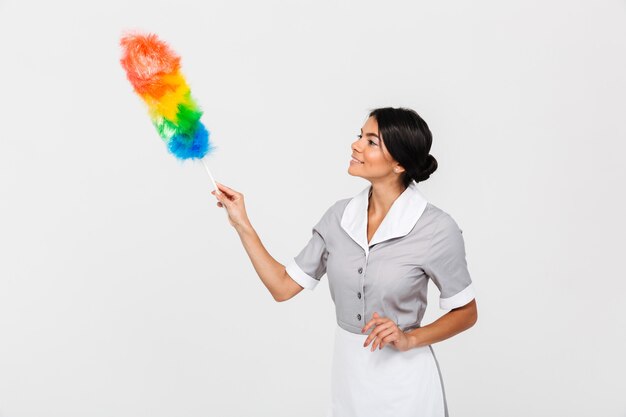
[211,107,477,417]
[348,107,438,188]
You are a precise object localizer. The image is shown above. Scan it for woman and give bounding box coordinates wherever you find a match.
[211,107,478,417]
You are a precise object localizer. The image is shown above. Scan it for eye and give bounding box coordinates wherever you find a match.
[368,139,377,146]
[357,134,362,139]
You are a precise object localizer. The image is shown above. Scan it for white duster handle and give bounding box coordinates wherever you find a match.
[200,157,220,195]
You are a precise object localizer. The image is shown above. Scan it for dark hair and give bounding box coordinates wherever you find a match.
[368,107,438,187]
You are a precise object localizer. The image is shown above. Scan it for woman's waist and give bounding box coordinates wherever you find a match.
[336,319,421,335]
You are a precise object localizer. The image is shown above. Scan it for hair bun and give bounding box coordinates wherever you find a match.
[413,154,438,182]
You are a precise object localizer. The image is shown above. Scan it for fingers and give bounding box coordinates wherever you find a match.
[211,182,244,205]
[211,190,228,206]
[362,311,401,351]
[216,182,239,197]
[213,187,232,199]
[372,328,396,351]
[363,321,394,348]
[212,188,233,203]
[379,333,398,350]
[361,311,383,333]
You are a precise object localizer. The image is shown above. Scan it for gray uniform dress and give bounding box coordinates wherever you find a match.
[286,180,476,417]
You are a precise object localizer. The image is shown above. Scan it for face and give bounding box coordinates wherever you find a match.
[348,116,404,181]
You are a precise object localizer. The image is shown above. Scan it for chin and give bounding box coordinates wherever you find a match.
[347,168,362,178]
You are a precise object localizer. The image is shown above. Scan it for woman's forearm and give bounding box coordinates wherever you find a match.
[405,300,477,349]
[234,222,287,301]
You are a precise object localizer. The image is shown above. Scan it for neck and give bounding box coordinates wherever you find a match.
[368,180,407,217]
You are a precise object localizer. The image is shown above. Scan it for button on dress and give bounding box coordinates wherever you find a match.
[285,181,476,417]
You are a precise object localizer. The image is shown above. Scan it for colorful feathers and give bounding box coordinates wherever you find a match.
[120,32,213,160]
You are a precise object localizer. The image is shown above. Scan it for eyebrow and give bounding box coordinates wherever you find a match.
[360,128,380,139]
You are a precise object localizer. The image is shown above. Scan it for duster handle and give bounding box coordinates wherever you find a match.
[200,158,220,195]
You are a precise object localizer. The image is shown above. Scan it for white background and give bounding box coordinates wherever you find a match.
[1,0,625,416]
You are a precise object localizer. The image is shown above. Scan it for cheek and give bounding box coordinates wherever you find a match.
[364,149,386,166]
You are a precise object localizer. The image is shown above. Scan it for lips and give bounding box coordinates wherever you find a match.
[351,155,364,163]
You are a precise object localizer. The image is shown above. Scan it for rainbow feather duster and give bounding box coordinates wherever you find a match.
[120,32,214,160]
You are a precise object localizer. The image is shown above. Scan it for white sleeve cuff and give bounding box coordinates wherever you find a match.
[440,283,476,310]
[285,258,320,290]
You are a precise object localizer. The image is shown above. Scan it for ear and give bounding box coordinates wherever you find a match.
[393,165,405,174]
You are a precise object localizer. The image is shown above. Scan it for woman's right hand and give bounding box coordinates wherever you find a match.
[211,182,251,230]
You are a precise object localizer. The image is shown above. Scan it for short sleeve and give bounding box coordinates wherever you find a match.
[285,206,332,291]
[422,213,476,310]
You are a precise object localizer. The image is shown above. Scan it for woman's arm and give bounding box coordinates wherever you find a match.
[405,299,478,349]
[234,222,304,302]
[212,183,303,302]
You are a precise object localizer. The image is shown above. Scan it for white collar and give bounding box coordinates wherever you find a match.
[340,181,428,255]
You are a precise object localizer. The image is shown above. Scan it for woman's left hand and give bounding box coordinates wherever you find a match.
[362,312,412,352]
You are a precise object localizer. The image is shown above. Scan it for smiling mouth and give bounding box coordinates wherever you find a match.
[351,156,364,164]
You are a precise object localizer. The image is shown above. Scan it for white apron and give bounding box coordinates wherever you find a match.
[327,324,448,417]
